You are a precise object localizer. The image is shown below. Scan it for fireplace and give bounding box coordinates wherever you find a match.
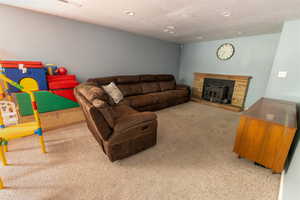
[202,78,235,104]
[192,73,252,112]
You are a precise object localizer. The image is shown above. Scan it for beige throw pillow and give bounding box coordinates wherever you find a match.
[102,82,124,104]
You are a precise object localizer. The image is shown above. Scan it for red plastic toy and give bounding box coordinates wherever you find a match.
[55,67,68,75]
[47,73,79,102]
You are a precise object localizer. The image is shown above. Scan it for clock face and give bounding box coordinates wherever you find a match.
[217,43,235,60]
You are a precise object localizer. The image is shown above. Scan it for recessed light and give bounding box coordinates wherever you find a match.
[124,10,135,16]
[163,29,170,33]
[166,25,175,30]
[169,31,175,34]
[197,36,203,40]
[58,0,82,7]
[221,10,231,17]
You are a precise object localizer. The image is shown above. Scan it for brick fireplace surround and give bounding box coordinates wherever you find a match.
[192,73,252,112]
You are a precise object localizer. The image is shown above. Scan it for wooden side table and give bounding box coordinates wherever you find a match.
[233,98,298,173]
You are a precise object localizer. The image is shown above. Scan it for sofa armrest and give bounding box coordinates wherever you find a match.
[109,112,157,141]
[176,84,191,96]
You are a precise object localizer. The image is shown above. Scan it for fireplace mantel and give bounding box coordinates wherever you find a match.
[192,73,252,112]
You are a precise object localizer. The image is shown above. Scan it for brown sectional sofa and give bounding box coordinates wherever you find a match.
[74,74,190,161]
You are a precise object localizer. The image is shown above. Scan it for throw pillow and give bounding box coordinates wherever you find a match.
[102,82,124,104]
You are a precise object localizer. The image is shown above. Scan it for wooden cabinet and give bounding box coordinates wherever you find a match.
[233,98,297,173]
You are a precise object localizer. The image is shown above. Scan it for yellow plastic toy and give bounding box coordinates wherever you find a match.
[0,177,3,189]
[0,72,46,166]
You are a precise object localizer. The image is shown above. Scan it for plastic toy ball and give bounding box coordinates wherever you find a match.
[55,67,68,75]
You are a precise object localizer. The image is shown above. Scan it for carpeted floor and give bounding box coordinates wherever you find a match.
[0,102,280,200]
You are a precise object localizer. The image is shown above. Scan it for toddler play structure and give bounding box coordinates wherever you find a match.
[0,61,80,116]
[0,72,46,167]
[0,61,81,189]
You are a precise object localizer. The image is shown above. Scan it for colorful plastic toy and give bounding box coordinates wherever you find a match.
[0,60,80,117]
[45,64,58,75]
[55,67,68,75]
[0,177,3,189]
[0,73,46,166]
[0,61,48,93]
[16,91,79,116]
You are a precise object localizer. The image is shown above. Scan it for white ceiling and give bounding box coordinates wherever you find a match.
[1,0,300,43]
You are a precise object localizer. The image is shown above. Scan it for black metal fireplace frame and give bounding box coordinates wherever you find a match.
[202,78,235,104]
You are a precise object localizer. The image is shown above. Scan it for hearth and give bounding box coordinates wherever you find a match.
[202,78,235,104]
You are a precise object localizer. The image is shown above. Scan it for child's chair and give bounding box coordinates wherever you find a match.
[0,73,46,166]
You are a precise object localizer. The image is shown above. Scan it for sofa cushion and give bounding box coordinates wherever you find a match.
[152,90,189,104]
[159,80,176,91]
[168,90,189,98]
[140,75,157,82]
[114,112,157,132]
[112,104,138,119]
[117,83,143,97]
[116,76,140,84]
[125,94,159,108]
[88,77,117,86]
[103,82,124,104]
[141,82,160,94]
[156,74,174,81]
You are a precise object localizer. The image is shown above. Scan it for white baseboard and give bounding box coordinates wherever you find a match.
[278,170,285,200]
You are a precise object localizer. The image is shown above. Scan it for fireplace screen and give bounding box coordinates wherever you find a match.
[202,78,235,104]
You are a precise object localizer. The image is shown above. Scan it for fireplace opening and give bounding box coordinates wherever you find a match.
[202,78,235,104]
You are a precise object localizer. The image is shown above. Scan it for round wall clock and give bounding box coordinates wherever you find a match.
[217,43,235,60]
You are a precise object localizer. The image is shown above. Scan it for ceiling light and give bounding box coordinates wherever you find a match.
[124,10,135,16]
[221,10,231,17]
[166,25,176,30]
[163,28,175,35]
[197,36,203,40]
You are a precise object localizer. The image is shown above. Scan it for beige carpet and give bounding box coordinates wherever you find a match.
[0,102,280,200]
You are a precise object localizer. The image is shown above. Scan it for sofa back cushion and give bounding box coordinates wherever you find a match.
[156,74,175,81]
[156,74,176,91]
[141,82,160,94]
[140,75,157,82]
[88,75,143,97]
[88,74,177,95]
[159,80,176,91]
[88,76,117,86]
[116,76,140,84]
[118,83,143,97]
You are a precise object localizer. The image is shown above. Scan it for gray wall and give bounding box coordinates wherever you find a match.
[179,33,280,108]
[265,19,300,200]
[0,5,180,82]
